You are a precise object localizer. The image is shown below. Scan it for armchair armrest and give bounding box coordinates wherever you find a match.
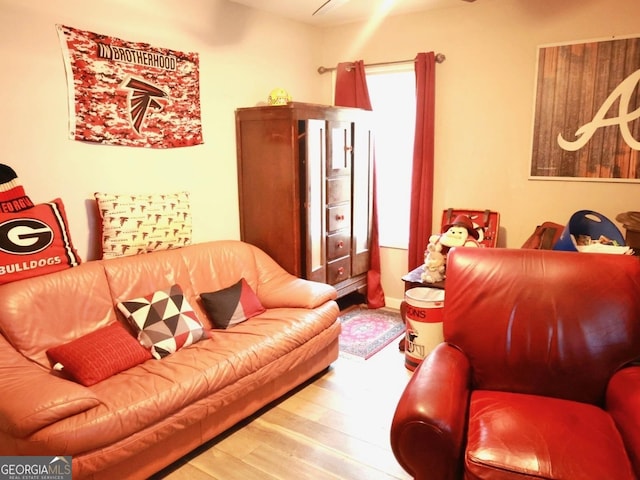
[607,366,640,476]
[0,336,100,438]
[391,342,471,480]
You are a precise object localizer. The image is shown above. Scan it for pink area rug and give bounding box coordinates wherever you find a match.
[338,307,405,360]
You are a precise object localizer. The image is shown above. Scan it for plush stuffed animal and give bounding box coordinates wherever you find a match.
[438,214,480,252]
[421,238,446,283]
[421,214,480,283]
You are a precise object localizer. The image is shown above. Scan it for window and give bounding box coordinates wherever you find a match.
[366,65,416,249]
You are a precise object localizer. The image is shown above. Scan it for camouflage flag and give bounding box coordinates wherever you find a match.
[57,24,203,148]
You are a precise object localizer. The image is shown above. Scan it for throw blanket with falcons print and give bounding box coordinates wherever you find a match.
[57,25,203,148]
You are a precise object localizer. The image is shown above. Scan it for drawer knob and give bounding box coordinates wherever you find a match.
[336,214,345,221]
[337,267,345,276]
[337,240,344,248]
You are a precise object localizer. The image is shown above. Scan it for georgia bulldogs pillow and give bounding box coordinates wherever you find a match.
[0,198,81,285]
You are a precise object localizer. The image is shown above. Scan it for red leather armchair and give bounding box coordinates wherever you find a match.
[391,247,640,480]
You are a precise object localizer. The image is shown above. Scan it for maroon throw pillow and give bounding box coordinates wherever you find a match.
[200,278,266,329]
[47,322,152,386]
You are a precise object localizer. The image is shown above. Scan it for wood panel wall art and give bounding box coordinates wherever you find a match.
[530,36,640,182]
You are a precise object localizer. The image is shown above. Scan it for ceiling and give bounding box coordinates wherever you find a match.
[228,0,474,26]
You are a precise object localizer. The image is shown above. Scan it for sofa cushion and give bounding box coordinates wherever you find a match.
[201,278,266,329]
[95,191,192,259]
[0,198,81,285]
[117,284,208,359]
[47,322,152,386]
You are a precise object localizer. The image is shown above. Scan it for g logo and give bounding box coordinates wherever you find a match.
[0,219,54,255]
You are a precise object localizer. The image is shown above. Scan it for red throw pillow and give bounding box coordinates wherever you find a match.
[47,322,152,386]
[200,278,266,329]
[0,198,81,285]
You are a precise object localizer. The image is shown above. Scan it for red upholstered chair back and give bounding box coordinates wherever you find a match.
[443,247,640,405]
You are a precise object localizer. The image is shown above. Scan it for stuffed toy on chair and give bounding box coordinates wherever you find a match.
[422,214,480,283]
[439,214,481,252]
[421,239,446,283]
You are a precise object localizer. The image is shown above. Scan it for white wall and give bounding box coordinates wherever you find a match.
[318,0,640,306]
[0,0,323,260]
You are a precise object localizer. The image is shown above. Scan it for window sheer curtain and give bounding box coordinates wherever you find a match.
[408,52,436,270]
[334,61,385,309]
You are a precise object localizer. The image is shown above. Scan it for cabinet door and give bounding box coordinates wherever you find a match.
[351,120,373,277]
[237,115,302,277]
[302,119,326,283]
[327,120,353,176]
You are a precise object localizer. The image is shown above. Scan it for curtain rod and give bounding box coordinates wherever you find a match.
[317,53,446,74]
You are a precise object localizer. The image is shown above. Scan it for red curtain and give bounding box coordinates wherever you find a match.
[335,61,385,308]
[408,52,437,270]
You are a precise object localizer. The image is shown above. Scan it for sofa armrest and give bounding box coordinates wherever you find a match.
[0,336,101,438]
[391,342,471,480]
[607,366,640,476]
[252,247,337,309]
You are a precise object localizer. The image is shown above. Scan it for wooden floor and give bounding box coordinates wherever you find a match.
[152,311,413,480]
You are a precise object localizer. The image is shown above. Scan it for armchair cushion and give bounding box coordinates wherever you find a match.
[467,390,635,479]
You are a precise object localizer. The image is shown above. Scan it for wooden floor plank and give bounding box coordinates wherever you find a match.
[277,391,331,421]
[155,462,221,480]
[252,414,405,480]
[187,448,280,480]
[267,406,408,478]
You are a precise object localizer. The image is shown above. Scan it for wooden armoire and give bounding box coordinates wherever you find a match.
[235,102,374,298]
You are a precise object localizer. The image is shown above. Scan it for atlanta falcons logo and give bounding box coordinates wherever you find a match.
[121,76,168,134]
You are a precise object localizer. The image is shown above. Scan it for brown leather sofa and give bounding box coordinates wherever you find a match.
[0,240,340,479]
[391,247,640,480]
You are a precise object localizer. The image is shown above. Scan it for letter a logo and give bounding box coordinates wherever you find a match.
[557,69,640,151]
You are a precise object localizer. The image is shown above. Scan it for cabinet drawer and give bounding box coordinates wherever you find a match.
[327,205,351,233]
[327,257,351,285]
[327,232,351,261]
[327,177,351,205]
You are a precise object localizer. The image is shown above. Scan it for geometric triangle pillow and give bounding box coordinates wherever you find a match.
[117,284,208,360]
[200,278,266,329]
